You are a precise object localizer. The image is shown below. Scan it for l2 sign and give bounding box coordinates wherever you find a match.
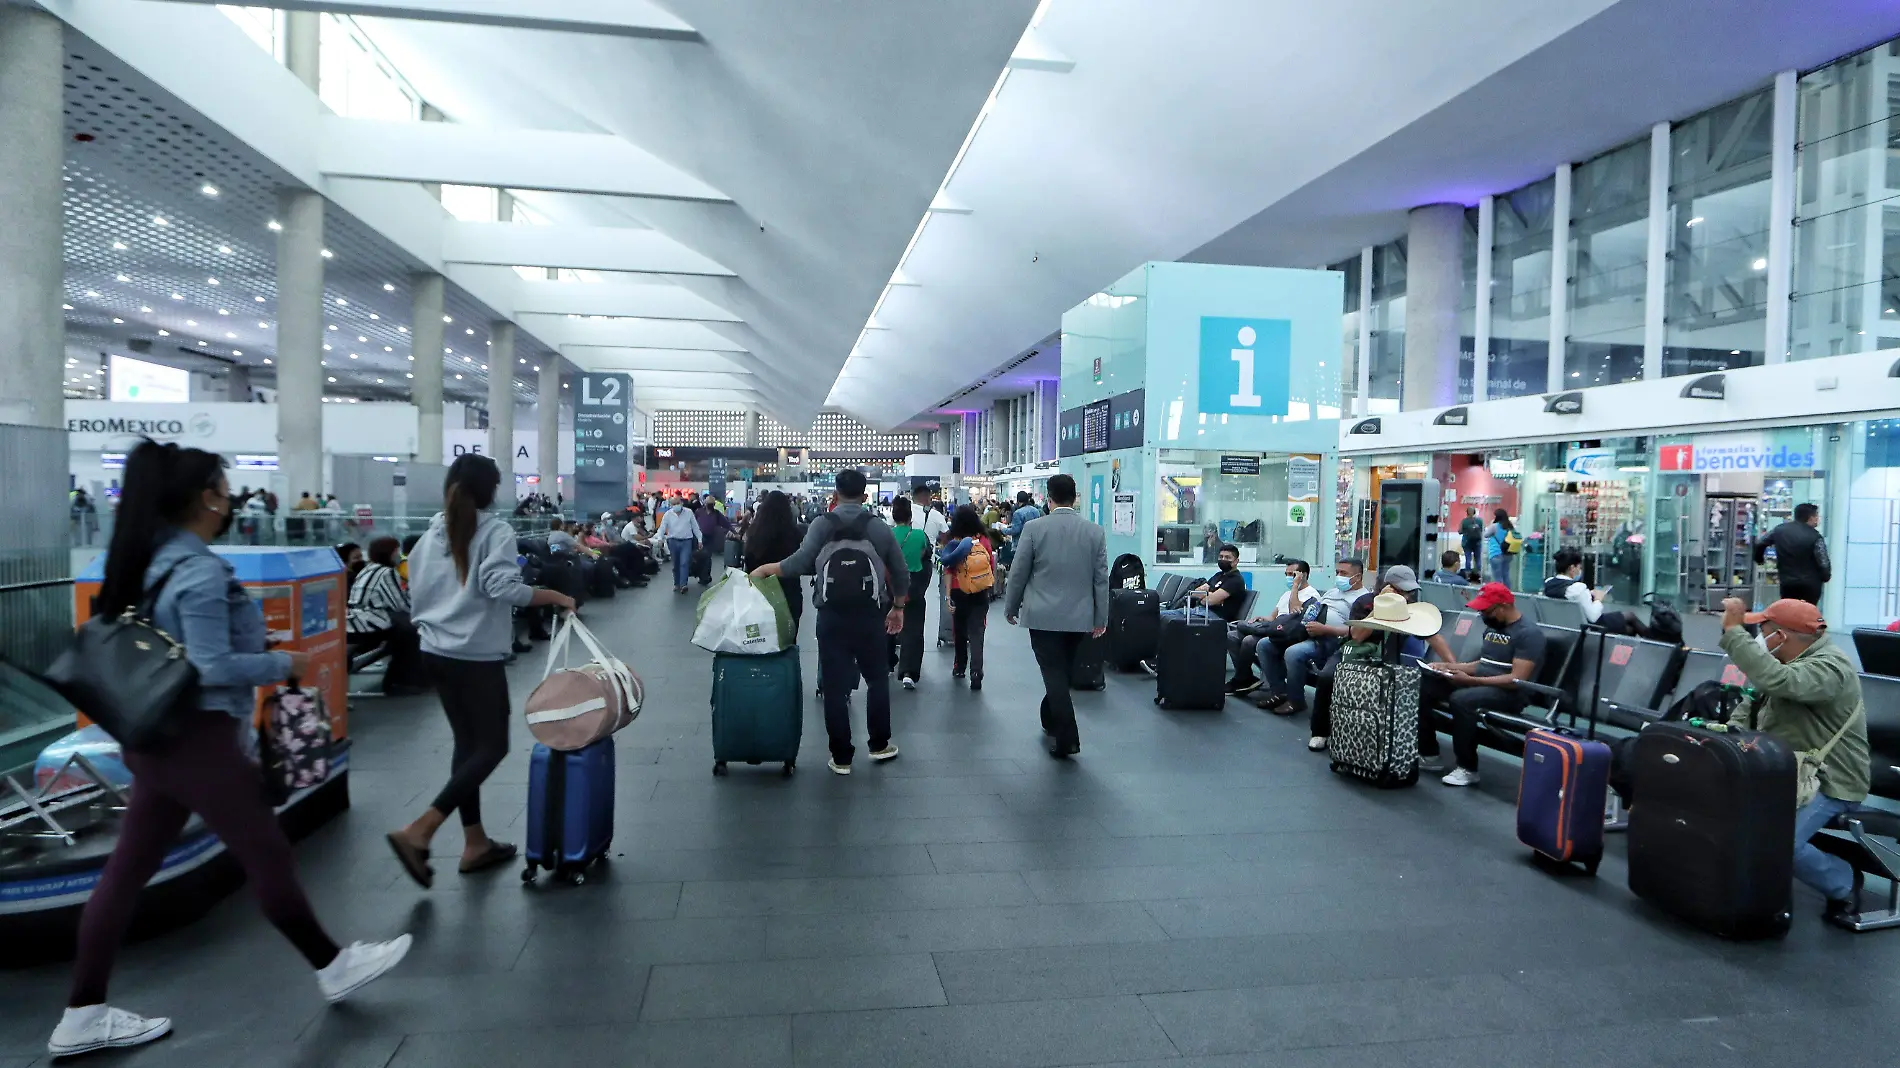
[1198,317,1290,417]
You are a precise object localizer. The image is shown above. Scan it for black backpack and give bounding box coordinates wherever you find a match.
[1662,680,1742,724]
[813,512,889,611]
[1109,553,1146,591]
[1641,595,1684,645]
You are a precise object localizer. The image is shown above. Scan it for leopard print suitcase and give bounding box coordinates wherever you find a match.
[1328,661,1421,788]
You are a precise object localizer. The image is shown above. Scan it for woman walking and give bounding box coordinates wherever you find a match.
[889,497,932,690]
[938,504,997,690]
[48,441,409,1059]
[744,490,807,634]
[387,455,575,888]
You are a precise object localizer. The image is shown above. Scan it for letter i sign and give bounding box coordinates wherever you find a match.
[1197,316,1290,417]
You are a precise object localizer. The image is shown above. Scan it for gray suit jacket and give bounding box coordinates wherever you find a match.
[1002,507,1109,632]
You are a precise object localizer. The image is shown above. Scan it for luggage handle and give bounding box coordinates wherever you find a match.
[542,613,639,714]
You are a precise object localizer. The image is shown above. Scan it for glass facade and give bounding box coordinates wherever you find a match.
[1488,177,1554,398]
[1367,239,1406,411]
[1792,44,1900,361]
[1665,91,1773,375]
[1566,139,1649,386]
[1458,207,1480,403]
[1332,254,1362,413]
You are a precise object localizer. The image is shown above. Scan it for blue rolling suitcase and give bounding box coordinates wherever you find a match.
[1516,728,1611,875]
[711,646,803,776]
[524,738,615,886]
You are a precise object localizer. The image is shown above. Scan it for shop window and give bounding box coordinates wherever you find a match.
[1666,90,1772,374]
[1793,48,1900,361]
[1565,139,1650,387]
[1367,240,1406,412]
[1489,177,1554,398]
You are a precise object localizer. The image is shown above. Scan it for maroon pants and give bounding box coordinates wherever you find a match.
[69,711,338,1006]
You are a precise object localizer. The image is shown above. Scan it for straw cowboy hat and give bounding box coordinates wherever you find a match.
[1355,592,1442,637]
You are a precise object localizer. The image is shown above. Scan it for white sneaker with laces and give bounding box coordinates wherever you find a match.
[1307,736,1327,751]
[48,1005,172,1057]
[901,677,916,690]
[828,757,851,776]
[316,935,413,1003]
[868,744,900,762]
[1440,767,1481,788]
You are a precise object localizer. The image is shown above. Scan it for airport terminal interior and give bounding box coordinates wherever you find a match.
[6,1,1900,1065]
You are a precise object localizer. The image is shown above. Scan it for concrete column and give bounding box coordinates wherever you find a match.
[1402,203,1463,411]
[410,272,445,463]
[1549,163,1573,393]
[284,10,319,92]
[936,420,956,456]
[1764,70,1797,364]
[488,321,517,507]
[275,188,326,500]
[538,360,560,497]
[0,8,65,429]
[743,409,761,448]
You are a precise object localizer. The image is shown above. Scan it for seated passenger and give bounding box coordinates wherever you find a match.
[1543,547,1607,624]
[1156,542,1247,624]
[1717,597,1873,927]
[1429,549,1467,584]
[1420,582,1545,784]
[1254,558,1370,716]
[1225,559,1319,695]
[346,536,427,694]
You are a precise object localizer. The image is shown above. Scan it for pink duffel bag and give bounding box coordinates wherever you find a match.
[524,614,642,751]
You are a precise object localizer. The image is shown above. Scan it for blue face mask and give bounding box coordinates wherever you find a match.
[1334,574,1354,592]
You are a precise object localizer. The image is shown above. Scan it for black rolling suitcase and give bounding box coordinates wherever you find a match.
[1108,589,1161,670]
[1152,602,1225,710]
[586,558,617,599]
[1626,721,1796,939]
[539,558,587,607]
[1071,633,1107,691]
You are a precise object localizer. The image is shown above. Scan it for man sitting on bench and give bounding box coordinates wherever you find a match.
[1419,582,1546,786]
[1717,597,1873,927]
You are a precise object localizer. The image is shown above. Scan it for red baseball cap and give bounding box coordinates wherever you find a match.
[1465,582,1516,612]
[1744,599,1825,634]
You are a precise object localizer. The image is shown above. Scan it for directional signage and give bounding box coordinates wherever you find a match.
[574,373,632,513]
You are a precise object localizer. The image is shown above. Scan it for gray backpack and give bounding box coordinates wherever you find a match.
[812,512,889,611]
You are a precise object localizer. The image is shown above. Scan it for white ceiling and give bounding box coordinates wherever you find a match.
[835,0,1900,430]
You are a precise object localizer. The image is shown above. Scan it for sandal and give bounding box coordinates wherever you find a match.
[386,833,434,889]
[459,841,518,874]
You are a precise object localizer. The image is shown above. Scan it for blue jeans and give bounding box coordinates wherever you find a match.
[1488,554,1511,586]
[1258,638,1323,711]
[668,538,696,588]
[1159,608,1188,623]
[1795,794,1865,902]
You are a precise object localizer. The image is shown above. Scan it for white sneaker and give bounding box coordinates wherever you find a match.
[316,935,413,1003]
[901,677,916,690]
[868,744,900,762]
[1307,736,1327,751]
[1440,767,1481,788]
[828,757,851,775]
[48,1005,172,1057]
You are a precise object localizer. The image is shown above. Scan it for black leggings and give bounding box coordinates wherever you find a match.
[425,653,511,827]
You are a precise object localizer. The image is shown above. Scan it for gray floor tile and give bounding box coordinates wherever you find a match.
[790,995,1178,1068]
[1140,973,1540,1055]
[925,834,1236,874]
[678,871,1032,917]
[765,901,1169,959]
[384,1017,792,1067]
[512,914,767,973]
[641,953,945,1019]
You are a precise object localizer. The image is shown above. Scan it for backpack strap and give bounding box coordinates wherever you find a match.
[830,511,873,542]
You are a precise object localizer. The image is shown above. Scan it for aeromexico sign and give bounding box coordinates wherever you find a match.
[1659,432,1819,473]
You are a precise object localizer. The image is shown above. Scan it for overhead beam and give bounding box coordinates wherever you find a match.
[147,0,700,40]
[511,279,739,322]
[559,347,754,373]
[535,317,746,352]
[607,370,755,391]
[441,222,735,277]
[628,388,764,407]
[320,116,729,202]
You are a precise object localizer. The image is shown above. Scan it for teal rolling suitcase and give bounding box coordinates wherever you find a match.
[711,646,802,777]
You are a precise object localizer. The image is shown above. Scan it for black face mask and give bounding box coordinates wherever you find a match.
[214,495,235,538]
[1218,558,1236,572]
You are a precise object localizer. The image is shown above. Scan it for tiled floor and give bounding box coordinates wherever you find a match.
[5,581,1898,1067]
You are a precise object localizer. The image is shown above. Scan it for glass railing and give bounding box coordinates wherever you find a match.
[68,511,560,552]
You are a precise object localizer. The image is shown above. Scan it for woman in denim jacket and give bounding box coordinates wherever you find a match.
[47,442,409,1059]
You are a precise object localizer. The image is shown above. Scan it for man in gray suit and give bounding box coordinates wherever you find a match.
[1003,473,1109,759]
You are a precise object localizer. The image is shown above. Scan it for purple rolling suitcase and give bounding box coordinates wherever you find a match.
[525,737,615,886]
[1516,728,1611,875]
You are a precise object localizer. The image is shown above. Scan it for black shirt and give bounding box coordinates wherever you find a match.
[1476,613,1546,679]
[1203,567,1249,624]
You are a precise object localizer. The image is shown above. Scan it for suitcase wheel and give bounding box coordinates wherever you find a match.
[521,862,537,884]
[712,761,728,777]
[1154,696,1163,706]
[782,761,796,777]
[746,759,761,765]
[563,870,586,886]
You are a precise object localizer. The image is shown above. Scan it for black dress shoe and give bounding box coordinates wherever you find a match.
[512,639,533,654]
[1047,741,1080,759]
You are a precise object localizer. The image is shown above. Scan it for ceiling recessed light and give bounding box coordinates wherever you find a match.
[115,274,129,282]
[254,295,266,303]
[335,298,348,307]
[151,216,168,226]
[376,378,384,384]
[368,313,380,320]
[61,303,73,311]
[207,277,219,286]
[200,183,219,197]
[327,324,337,331]
[357,335,367,343]
[519,358,526,364]
[463,356,472,363]
[140,305,152,313]
[349,353,359,359]
[323,343,332,351]
[267,219,282,231]
[384,346,393,352]
[1752,258,1768,271]
[111,317,123,324]
[405,372,413,378]
[218,309,229,316]
[111,240,127,250]
[533,365,540,371]
[225,332,235,339]
[84,290,99,297]
[398,326,409,334]
[198,341,207,347]
[158,329,170,336]
[455,373,463,379]
[186,319,198,326]
[406,355,414,361]
[443,315,453,323]
[465,328,474,335]
[327,376,336,383]
[171,292,183,300]
[480,364,487,371]
[263,358,272,364]
[320,249,334,259]
[258,321,269,328]
[383,283,396,292]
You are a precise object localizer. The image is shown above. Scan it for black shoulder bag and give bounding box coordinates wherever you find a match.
[44,565,200,752]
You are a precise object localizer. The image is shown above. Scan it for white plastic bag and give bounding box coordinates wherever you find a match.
[693,567,793,655]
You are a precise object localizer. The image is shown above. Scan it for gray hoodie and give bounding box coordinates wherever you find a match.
[409,512,536,661]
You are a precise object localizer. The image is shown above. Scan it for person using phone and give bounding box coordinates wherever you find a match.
[1421,583,1547,786]
[1543,548,1606,624]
